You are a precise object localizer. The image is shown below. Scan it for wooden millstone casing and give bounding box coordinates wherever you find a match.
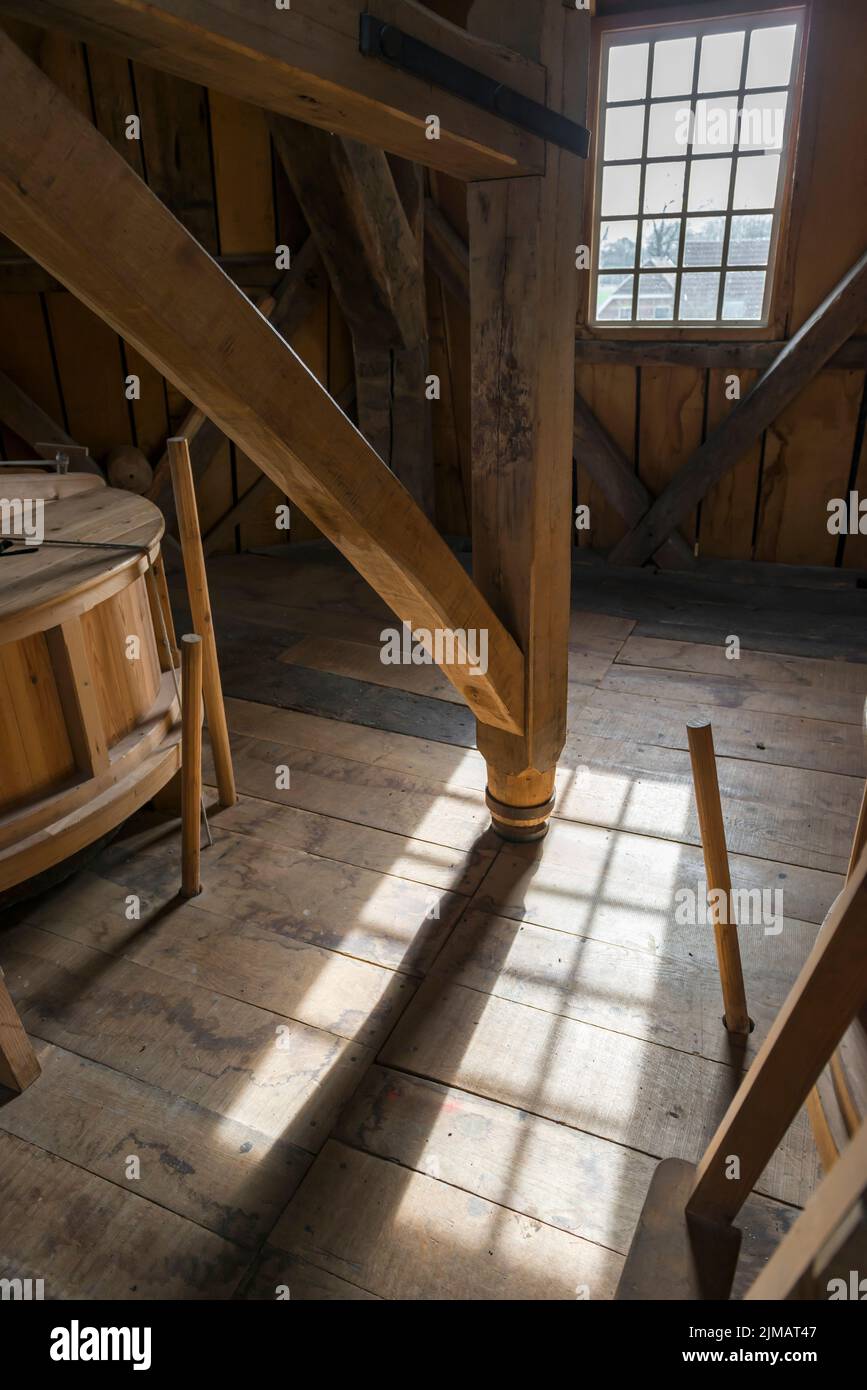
[0,487,181,894]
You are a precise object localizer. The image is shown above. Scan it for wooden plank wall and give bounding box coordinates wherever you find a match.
[572,0,867,569]
[1,3,865,569]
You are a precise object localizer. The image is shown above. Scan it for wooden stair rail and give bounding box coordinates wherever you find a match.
[0,31,524,737]
[617,846,867,1299]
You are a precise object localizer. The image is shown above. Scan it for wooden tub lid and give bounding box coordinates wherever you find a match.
[0,488,164,646]
[0,471,105,503]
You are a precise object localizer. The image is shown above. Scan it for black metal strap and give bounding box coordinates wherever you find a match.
[359,14,591,160]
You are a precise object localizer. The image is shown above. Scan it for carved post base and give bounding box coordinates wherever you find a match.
[485,766,556,842]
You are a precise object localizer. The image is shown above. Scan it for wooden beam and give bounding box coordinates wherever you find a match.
[424,197,471,308]
[468,0,589,833]
[271,118,435,516]
[0,368,102,473]
[574,336,867,371]
[0,0,546,181]
[573,391,694,570]
[610,249,867,567]
[147,237,328,530]
[0,249,296,295]
[0,34,523,735]
[270,117,426,353]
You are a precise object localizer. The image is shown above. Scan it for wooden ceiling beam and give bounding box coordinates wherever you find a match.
[0,0,546,180]
[0,31,524,734]
[611,249,867,568]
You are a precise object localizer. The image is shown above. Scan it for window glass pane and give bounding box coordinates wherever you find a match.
[687,157,731,211]
[739,91,787,151]
[733,154,780,209]
[693,96,738,154]
[679,271,721,320]
[745,25,797,89]
[698,31,745,93]
[641,218,681,267]
[728,213,772,266]
[636,272,675,320]
[643,161,686,213]
[597,273,634,319]
[599,220,638,268]
[604,104,645,161]
[602,163,641,215]
[651,38,695,97]
[722,269,766,320]
[684,216,725,265]
[608,43,649,102]
[648,101,691,157]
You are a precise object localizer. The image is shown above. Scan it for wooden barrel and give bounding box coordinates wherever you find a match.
[0,487,181,894]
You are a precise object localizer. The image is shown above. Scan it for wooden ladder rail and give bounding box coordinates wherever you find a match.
[617,844,867,1299]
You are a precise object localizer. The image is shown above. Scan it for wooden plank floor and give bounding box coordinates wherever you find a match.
[0,545,864,1300]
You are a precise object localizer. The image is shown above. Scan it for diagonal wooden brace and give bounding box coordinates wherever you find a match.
[0,31,524,735]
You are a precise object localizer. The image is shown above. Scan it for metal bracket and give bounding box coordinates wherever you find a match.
[359,14,591,160]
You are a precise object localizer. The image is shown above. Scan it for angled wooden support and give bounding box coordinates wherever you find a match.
[424,197,471,308]
[0,369,101,476]
[271,117,435,516]
[611,248,867,567]
[0,0,546,180]
[468,0,590,837]
[147,237,327,531]
[0,34,523,735]
[573,392,695,571]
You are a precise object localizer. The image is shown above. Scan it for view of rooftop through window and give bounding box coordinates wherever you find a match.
[592,12,804,327]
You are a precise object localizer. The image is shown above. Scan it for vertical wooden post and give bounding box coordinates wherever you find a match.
[0,969,40,1093]
[180,633,203,899]
[467,0,590,838]
[168,436,237,808]
[687,720,751,1035]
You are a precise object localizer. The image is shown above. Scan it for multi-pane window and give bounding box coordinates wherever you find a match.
[592,12,804,328]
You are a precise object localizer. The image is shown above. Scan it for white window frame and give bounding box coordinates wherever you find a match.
[590,8,806,331]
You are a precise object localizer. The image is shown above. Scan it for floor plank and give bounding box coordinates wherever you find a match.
[336,1065,797,1298]
[0,1040,310,1247]
[380,977,820,1208]
[0,1131,246,1299]
[557,734,861,873]
[21,869,418,1048]
[269,1139,623,1300]
[0,924,371,1150]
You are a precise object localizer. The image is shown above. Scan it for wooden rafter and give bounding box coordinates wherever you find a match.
[0,0,547,180]
[611,249,867,568]
[271,116,435,515]
[0,31,523,734]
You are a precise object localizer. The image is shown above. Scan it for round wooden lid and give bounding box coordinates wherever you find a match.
[0,488,164,645]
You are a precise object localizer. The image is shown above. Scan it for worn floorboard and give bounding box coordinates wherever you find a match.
[0,546,861,1298]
